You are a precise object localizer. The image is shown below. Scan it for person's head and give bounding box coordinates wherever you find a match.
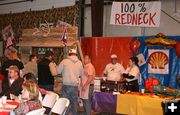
[45,51,54,61]
[21,82,39,100]
[69,49,77,56]
[7,65,19,79]
[110,54,118,64]
[84,55,91,65]
[29,54,38,62]
[129,57,139,67]
[23,73,37,84]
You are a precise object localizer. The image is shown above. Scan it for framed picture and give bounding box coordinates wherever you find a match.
[136,53,146,66]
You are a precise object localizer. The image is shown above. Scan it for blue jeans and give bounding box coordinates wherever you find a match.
[82,85,94,115]
[62,85,78,115]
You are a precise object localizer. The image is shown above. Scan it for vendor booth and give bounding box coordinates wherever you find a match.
[81,35,180,89]
[81,34,180,114]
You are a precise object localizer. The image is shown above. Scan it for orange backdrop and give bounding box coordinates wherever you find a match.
[81,37,132,76]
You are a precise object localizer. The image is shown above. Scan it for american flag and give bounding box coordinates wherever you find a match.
[61,27,68,46]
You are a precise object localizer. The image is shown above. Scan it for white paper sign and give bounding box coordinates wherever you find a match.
[148,49,169,74]
[110,2,161,27]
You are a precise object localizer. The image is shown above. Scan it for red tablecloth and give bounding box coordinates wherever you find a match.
[7,101,19,105]
[0,100,19,115]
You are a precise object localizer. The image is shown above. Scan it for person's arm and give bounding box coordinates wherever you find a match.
[82,66,95,90]
[122,73,135,79]
[57,61,64,75]
[39,88,47,95]
[120,64,125,74]
[103,65,108,77]
[49,62,58,76]
[82,75,94,90]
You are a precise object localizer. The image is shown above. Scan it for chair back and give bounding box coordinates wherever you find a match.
[51,98,70,115]
[42,92,59,108]
[26,108,46,115]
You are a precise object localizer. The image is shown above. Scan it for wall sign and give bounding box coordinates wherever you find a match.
[148,49,169,74]
[110,2,161,27]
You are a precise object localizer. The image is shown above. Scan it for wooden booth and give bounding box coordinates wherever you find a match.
[17,24,79,64]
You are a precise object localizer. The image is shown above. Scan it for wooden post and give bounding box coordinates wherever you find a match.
[76,40,84,65]
[91,0,104,37]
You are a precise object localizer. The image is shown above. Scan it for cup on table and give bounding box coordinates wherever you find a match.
[141,89,145,93]
[2,96,7,104]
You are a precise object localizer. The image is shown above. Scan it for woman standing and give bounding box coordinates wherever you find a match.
[123,57,140,92]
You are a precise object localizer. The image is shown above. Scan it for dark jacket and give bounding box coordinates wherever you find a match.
[38,58,54,85]
[1,77,23,99]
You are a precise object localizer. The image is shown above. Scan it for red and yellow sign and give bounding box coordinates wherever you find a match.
[148,50,169,74]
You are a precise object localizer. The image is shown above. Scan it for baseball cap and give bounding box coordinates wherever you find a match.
[111,54,117,58]
[6,65,19,72]
[69,49,77,54]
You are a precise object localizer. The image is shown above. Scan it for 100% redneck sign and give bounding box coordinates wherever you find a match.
[110,2,161,27]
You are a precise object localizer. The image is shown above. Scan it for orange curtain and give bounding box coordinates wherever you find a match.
[81,37,132,76]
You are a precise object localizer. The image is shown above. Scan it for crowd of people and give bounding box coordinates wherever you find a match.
[0,48,140,115]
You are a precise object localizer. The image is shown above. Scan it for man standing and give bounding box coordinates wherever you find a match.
[0,65,23,99]
[38,51,57,91]
[22,54,38,79]
[104,54,125,81]
[80,55,95,115]
[57,49,83,115]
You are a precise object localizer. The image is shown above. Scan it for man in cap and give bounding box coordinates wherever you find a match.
[57,48,83,115]
[104,54,125,81]
[0,65,23,99]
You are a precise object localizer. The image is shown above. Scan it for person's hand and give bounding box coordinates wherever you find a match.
[46,91,52,95]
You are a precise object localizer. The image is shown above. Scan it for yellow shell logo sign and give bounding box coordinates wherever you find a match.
[148,51,168,69]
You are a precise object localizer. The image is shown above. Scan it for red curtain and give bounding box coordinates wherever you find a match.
[81,37,132,76]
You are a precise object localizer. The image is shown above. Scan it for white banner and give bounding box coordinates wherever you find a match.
[148,49,169,74]
[110,2,161,27]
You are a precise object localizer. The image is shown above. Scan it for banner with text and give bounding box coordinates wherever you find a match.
[110,2,161,27]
